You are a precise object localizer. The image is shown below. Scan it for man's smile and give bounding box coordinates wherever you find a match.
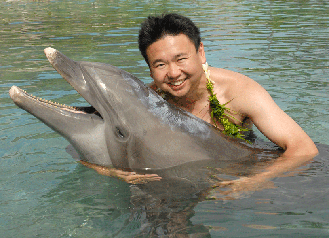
[169,78,186,86]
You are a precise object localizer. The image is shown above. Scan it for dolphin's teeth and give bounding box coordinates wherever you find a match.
[19,87,81,112]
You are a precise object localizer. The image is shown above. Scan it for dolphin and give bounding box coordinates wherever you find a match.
[9,48,259,174]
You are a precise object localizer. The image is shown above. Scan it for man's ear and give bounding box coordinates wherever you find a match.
[198,42,206,64]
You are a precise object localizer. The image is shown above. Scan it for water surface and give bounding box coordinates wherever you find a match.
[1,0,329,237]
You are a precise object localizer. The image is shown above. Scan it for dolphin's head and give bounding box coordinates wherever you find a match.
[9,48,172,169]
[9,47,138,167]
[40,48,170,169]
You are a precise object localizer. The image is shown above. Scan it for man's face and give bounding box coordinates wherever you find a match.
[146,34,206,98]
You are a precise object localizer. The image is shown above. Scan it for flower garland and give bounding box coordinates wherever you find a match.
[202,63,250,142]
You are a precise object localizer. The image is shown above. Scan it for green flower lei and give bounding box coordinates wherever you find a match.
[203,63,250,142]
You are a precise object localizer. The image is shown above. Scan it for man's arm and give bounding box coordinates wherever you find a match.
[240,79,318,158]
[79,161,162,184]
[216,75,318,199]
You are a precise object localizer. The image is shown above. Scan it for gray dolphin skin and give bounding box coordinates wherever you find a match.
[9,48,255,172]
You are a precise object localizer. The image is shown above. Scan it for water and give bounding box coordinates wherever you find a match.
[1,0,329,237]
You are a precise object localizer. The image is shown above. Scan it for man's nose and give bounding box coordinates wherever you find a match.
[167,63,181,79]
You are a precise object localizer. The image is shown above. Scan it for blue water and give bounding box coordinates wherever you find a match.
[1,0,329,237]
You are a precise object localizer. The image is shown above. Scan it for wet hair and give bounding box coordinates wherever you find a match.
[138,13,201,64]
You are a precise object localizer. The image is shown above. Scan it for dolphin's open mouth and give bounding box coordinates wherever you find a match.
[9,85,102,118]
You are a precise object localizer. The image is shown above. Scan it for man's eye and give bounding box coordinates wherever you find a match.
[155,63,165,68]
[178,58,187,62]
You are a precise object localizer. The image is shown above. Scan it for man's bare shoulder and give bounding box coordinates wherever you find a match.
[209,67,263,96]
[209,66,278,118]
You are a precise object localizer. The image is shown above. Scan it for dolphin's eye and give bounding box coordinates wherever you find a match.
[115,126,126,139]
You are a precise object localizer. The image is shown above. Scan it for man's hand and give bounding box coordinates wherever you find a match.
[79,161,162,184]
[209,176,276,200]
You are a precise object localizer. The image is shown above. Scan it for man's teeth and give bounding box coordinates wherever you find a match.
[170,79,185,86]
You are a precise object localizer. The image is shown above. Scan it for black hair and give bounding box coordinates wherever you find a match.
[138,13,201,64]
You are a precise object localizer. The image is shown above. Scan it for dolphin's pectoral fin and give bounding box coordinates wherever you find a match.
[66,144,81,161]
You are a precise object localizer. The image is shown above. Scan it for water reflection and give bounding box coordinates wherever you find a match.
[40,146,280,237]
[1,0,329,237]
[22,142,328,237]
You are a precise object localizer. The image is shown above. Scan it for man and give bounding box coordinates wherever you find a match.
[82,13,318,195]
